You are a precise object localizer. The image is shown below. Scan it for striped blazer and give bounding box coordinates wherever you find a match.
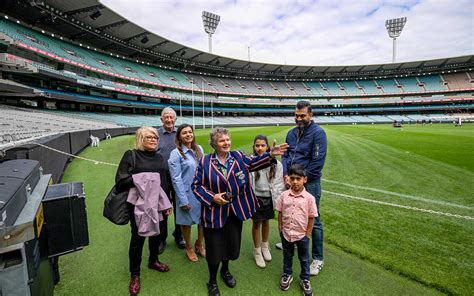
[192,150,274,229]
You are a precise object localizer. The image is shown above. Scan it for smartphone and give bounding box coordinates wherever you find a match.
[222,192,233,201]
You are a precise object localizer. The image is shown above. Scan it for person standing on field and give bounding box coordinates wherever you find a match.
[281,100,327,276]
[250,134,285,269]
[157,107,185,253]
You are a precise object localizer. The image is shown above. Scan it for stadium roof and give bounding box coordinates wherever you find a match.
[1,0,473,80]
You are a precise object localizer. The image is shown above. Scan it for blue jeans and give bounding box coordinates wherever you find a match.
[281,233,311,280]
[305,179,323,261]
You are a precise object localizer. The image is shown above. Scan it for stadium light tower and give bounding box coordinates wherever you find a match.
[202,11,220,53]
[385,17,407,63]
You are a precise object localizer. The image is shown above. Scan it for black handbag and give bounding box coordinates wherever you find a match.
[103,150,136,225]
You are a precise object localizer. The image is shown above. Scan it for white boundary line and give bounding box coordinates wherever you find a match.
[324,190,474,221]
[322,178,472,210]
[31,142,119,167]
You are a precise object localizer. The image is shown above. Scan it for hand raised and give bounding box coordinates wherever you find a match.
[270,139,289,157]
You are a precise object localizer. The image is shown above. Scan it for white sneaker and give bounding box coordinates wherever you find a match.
[254,247,266,268]
[310,260,324,276]
[261,241,272,261]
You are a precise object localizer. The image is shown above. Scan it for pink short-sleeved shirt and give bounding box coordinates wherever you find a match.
[275,189,318,242]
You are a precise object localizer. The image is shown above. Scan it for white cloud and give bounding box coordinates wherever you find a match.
[101,0,473,66]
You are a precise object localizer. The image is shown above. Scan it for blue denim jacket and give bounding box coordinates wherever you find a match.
[282,121,327,182]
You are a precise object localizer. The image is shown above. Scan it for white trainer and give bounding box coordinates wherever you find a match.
[261,241,272,261]
[254,247,266,268]
[310,260,324,276]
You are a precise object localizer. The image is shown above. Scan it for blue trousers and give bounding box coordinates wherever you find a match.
[305,179,323,260]
[281,233,311,280]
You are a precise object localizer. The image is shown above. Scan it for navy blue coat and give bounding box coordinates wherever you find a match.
[193,151,274,229]
[282,121,327,182]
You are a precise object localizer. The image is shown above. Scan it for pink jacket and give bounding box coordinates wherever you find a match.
[127,172,172,237]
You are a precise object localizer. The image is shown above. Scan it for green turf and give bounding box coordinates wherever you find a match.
[55,124,473,295]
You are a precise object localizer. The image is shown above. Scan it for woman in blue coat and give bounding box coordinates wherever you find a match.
[168,124,205,262]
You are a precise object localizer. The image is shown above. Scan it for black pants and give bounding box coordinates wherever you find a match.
[128,203,159,276]
[160,188,182,243]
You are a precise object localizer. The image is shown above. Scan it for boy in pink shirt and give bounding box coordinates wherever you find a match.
[275,164,318,296]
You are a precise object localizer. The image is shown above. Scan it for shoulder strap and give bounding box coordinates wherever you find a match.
[128,149,136,174]
[131,149,136,171]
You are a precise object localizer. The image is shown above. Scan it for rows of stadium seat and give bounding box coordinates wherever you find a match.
[176,72,452,97]
[4,70,467,110]
[47,84,469,112]
[34,63,169,98]
[9,73,467,108]
[0,105,118,145]
[0,105,460,146]
[0,19,192,88]
[338,81,363,95]
[30,63,466,107]
[324,81,348,96]
[184,71,453,96]
[419,75,445,92]
[36,110,271,127]
[1,19,469,100]
[37,109,455,127]
[355,80,380,94]
[444,73,472,90]
[376,79,400,93]
[50,110,163,127]
[395,77,420,92]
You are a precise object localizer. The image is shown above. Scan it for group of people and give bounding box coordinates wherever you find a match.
[114,101,327,296]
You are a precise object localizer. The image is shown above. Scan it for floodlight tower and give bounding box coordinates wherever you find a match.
[385,17,407,63]
[202,11,220,53]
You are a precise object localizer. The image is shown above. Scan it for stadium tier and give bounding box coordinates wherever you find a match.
[0,19,472,100]
[0,10,472,149]
[0,105,461,144]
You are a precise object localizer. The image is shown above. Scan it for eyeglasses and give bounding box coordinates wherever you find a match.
[145,136,158,141]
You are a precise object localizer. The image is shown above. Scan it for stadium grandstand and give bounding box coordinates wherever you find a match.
[0,0,472,147]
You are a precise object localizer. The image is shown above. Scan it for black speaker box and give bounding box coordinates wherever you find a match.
[42,182,89,258]
[0,159,41,226]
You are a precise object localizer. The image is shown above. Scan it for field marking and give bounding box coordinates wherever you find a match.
[322,178,472,210]
[32,142,119,167]
[324,190,474,221]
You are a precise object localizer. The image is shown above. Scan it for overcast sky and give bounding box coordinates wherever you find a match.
[101,0,473,66]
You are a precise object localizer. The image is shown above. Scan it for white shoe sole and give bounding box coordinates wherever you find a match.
[280,277,293,291]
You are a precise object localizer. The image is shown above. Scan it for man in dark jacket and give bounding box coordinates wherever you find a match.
[157,107,185,252]
[281,100,327,276]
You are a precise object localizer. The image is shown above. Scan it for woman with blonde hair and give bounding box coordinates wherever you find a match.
[168,124,206,262]
[115,126,172,296]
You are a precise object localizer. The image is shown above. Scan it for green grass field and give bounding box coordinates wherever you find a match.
[56,124,473,295]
